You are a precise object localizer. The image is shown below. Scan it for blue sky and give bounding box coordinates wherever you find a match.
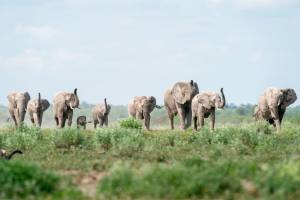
[0,0,299,105]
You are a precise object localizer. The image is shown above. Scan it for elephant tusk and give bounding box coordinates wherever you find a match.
[70,105,74,110]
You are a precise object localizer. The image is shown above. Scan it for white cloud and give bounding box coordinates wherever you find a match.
[233,0,296,8]
[16,25,60,39]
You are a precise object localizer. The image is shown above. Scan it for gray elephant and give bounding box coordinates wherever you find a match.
[128,96,160,131]
[192,88,226,131]
[254,88,297,131]
[76,116,92,129]
[164,80,199,130]
[7,92,31,127]
[53,88,80,128]
[27,93,50,127]
[92,98,111,128]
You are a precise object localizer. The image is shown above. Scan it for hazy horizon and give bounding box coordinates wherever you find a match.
[1,0,300,105]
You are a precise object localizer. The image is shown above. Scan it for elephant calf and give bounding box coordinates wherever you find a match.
[254,88,297,132]
[92,98,111,128]
[192,88,226,131]
[27,93,50,127]
[128,96,159,131]
[76,116,92,129]
[7,92,31,127]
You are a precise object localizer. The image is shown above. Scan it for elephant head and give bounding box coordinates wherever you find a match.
[198,88,226,110]
[65,88,80,110]
[280,88,297,108]
[7,92,31,126]
[172,80,199,104]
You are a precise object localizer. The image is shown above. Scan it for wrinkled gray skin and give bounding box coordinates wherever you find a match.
[164,80,199,130]
[92,98,111,128]
[53,88,80,128]
[192,88,226,131]
[7,92,31,127]
[128,96,158,131]
[27,93,50,127]
[254,88,297,132]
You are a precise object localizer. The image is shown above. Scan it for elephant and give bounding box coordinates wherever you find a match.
[27,93,50,127]
[164,80,199,130]
[254,88,297,132]
[192,88,226,131]
[128,96,160,131]
[53,88,80,128]
[76,116,92,129]
[92,98,111,128]
[7,92,31,127]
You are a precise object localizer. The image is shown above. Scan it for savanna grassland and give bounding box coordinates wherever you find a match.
[1,105,300,200]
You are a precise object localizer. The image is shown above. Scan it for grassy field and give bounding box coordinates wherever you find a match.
[1,117,300,200]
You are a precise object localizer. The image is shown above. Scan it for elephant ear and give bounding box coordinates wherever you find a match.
[198,93,215,109]
[7,93,17,108]
[172,82,192,104]
[282,88,297,107]
[41,100,50,112]
[135,97,145,113]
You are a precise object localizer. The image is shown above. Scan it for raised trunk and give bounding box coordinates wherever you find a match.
[104,98,108,114]
[219,88,226,109]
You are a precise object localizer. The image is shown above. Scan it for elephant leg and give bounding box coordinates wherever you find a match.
[193,116,198,131]
[210,109,216,130]
[67,110,73,127]
[270,107,280,132]
[105,116,108,127]
[33,113,39,126]
[177,107,186,130]
[94,120,97,129]
[167,111,174,130]
[100,119,104,127]
[54,115,59,127]
[186,110,192,129]
[29,112,34,124]
[9,109,17,127]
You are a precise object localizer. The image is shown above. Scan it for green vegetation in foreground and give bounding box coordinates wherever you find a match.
[0,120,300,199]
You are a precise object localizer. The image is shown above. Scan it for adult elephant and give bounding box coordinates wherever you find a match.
[7,92,31,127]
[92,98,111,128]
[53,88,80,128]
[164,80,199,130]
[27,93,50,127]
[128,96,160,131]
[254,88,297,132]
[192,88,226,131]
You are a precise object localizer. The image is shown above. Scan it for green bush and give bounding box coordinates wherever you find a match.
[52,128,85,149]
[119,118,143,130]
[0,161,60,199]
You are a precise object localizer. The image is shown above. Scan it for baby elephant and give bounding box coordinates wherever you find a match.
[254,88,297,132]
[76,116,92,129]
[192,88,226,131]
[92,98,111,128]
[128,96,160,131]
[27,93,50,127]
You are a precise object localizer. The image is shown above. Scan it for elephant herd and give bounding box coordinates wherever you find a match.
[5,80,298,132]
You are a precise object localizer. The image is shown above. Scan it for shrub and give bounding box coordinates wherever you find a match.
[0,161,60,199]
[52,128,85,149]
[119,118,143,130]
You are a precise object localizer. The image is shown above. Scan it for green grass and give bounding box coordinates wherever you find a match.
[0,119,300,199]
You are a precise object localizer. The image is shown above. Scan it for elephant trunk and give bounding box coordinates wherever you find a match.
[73,88,80,108]
[144,112,151,131]
[104,98,108,114]
[17,101,26,126]
[219,88,226,109]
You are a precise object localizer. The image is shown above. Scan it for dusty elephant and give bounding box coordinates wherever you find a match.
[27,93,50,127]
[7,92,31,127]
[53,88,80,128]
[92,98,111,128]
[128,96,160,131]
[164,80,199,130]
[254,88,297,132]
[192,88,226,131]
